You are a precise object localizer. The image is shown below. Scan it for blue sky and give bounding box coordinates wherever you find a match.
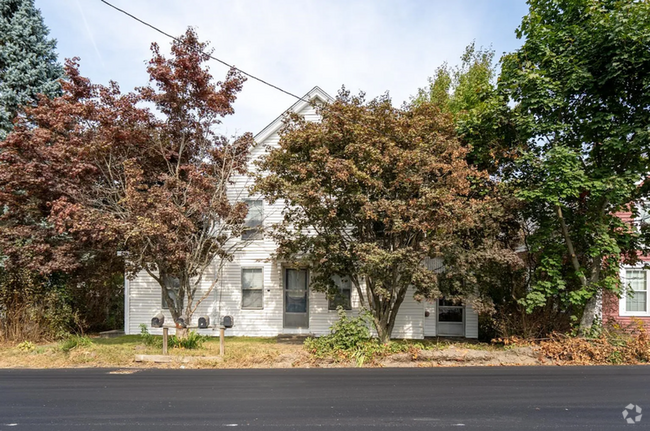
[34,0,530,136]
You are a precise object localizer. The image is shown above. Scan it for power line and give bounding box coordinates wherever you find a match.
[98,0,309,103]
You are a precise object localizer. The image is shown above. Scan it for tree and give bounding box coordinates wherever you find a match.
[254,89,483,342]
[414,45,531,337]
[0,28,254,335]
[413,43,524,176]
[0,0,63,140]
[499,0,650,333]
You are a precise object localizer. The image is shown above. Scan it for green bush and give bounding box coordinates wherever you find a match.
[59,335,93,352]
[139,323,162,347]
[169,331,208,350]
[305,307,400,365]
[305,307,371,353]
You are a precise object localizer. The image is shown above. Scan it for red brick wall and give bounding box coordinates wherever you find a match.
[602,291,650,332]
[601,211,650,331]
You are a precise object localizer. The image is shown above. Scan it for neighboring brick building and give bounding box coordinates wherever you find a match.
[601,210,650,332]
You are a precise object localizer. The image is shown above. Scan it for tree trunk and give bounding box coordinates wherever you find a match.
[175,308,192,339]
[175,327,189,339]
[557,205,603,336]
[578,293,599,336]
[375,322,391,344]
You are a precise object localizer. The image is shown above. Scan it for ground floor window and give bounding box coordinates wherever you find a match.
[328,275,352,310]
[623,269,648,314]
[437,298,464,323]
[242,268,264,309]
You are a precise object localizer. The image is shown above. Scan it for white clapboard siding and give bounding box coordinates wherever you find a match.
[465,303,479,338]
[391,289,425,339]
[126,265,217,336]
[308,279,365,335]
[423,301,437,337]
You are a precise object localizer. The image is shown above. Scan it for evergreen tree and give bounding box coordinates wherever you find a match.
[0,0,62,140]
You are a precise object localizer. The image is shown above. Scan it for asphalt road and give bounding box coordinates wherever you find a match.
[0,366,648,430]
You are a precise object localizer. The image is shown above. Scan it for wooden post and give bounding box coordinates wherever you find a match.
[162,327,168,355]
[219,326,225,356]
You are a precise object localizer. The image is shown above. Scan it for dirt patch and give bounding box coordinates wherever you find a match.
[378,346,541,367]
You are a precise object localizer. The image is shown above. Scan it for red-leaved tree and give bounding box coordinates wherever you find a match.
[0,28,253,334]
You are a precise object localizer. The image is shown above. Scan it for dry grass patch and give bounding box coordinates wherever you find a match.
[0,335,304,369]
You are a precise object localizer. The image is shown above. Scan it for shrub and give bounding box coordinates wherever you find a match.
[60,335,93,353]
[139,324,207,350]
[304,307,406,365]
[169,330,207,350]
[305,307,371,355]
[0,269,80,341]
[17,341,35,352]
[139,323,162,347]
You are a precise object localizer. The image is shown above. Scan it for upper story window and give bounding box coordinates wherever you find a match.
[623,269,648,314]
[242,199,263,240]
[328,275,352,310]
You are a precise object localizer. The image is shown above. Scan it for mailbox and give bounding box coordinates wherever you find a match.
[221,315,234,328]
[175,317,187,328]
[151,313,164,328]
[198,315,210,329]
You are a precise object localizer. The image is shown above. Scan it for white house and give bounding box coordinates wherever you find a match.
[124,86,479,339]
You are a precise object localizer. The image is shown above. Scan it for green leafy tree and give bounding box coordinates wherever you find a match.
[254,89,484,343]
[414,43,524,175]
[500,0,650,333]
[414,45,529,335]
[0,0,63,139]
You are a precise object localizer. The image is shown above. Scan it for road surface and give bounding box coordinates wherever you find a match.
[0,366,648,430]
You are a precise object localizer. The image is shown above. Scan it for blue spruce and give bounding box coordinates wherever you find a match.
[0,0,63,140]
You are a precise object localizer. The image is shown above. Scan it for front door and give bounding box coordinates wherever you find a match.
[437,299,465,337]
[284,269,309,328]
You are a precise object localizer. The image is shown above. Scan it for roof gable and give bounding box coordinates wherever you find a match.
[253,86,333,146]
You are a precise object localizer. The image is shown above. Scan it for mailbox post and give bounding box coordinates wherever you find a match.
[219,326,225,356]
[220,316,233,356]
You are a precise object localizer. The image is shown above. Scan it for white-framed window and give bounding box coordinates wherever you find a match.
[621,269,648,315]
[242,268,264,309]
[328,275,352,310]
[437,298,464,323]
[242,199,263,240]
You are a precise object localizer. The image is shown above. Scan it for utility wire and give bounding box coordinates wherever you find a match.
[97,1,394,139]
[98,0,309,103]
